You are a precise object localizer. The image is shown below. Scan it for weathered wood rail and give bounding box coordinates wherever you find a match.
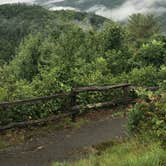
[72,83,130,92]
[70,83,131,121]
[0,92,69,108]
[0,83,132,131]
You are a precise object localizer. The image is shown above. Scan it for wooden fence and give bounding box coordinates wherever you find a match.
[0,83,132,131]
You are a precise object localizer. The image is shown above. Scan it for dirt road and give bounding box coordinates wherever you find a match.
[0,117,127,166]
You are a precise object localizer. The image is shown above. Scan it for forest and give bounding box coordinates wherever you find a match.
[0,4,165,166]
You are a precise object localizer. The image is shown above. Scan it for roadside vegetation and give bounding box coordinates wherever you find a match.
[53,139,166,166]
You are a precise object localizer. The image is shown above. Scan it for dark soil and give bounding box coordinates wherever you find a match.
[0,115,128,166]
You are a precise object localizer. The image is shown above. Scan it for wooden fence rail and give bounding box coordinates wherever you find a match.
[0,83,130,108]
[0,92,69,108]
[0,83,132,131]
[70,83,131,121]
[72,83,130,92]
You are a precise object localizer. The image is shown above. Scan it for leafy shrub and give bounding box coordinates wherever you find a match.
[128,94,166,144]
[128,66,158,86]
[137,40,166,67]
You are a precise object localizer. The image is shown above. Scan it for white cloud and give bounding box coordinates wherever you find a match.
[0,0,35,5]
[87,0,166,21]
[50,6,79,11]
[43,0,64,5]
[47,0,64,2]
[0,0,66,6]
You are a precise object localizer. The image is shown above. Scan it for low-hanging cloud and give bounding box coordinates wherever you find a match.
[0,0,79,12]
[50,6,79,11]
[42,0,65,5]
[87,0,166,21]
[0,0,35,5]
[0,0,65,5]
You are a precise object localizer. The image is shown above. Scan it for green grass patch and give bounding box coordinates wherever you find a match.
[0,139,9,150]
[52,139,166,166]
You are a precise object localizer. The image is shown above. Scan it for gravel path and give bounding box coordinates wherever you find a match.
[0,117,127,166]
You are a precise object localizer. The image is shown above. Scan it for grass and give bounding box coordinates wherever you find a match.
[52,139,166,166]
[0,139,9,149]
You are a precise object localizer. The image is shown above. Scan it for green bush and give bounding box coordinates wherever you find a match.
[137,40,166,67]
[128,66,158,86]
[128,95,166,144]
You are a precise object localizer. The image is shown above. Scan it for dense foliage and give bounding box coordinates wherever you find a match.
[0,4,107,65]
[128,90,166,145]
[0,4,166,125]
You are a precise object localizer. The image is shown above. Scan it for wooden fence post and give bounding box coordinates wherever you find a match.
[123,86,129,103]
[1,106,7,112]
[70,88,78,122]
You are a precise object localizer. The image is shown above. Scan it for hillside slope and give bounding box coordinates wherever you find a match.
[0,4,109,64]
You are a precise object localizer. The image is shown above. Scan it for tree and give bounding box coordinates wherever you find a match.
[137,40,166,67]
[99,22,125,51]
[9,33,43,81]
[127,14,160,44]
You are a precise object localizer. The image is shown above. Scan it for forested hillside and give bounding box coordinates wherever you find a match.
[0,4,108,65]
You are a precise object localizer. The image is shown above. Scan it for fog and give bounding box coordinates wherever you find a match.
[0,0,35,5]
[87,0,166,21]
[0,0,165,21]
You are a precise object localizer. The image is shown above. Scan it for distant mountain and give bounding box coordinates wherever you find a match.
[0,0,166,31]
